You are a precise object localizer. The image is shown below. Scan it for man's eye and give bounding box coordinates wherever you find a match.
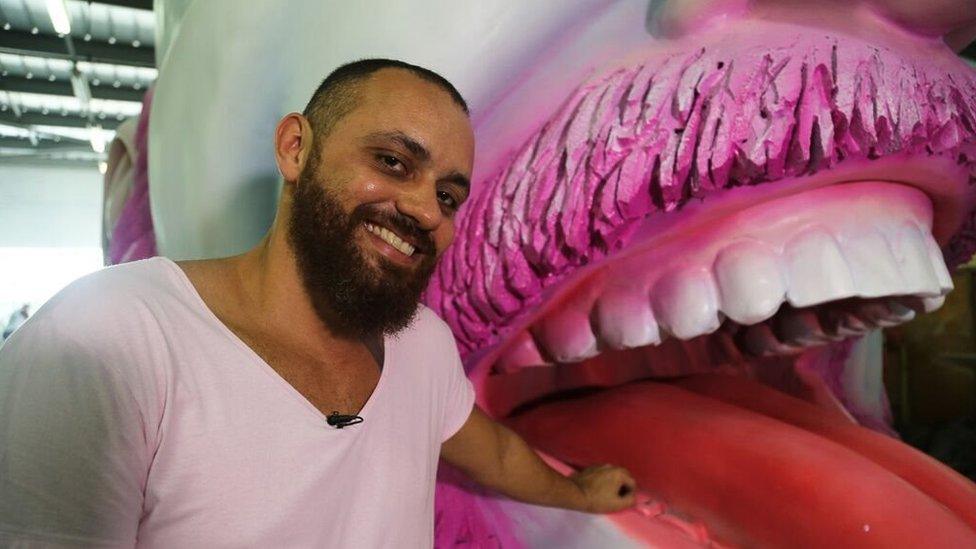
[378,154,405,173]
[437,190,458,210]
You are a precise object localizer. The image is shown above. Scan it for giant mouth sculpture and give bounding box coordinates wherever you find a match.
[424,8,976,548]
[148,1,976,546]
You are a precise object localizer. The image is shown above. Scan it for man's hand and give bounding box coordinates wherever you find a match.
[570,464,637,513]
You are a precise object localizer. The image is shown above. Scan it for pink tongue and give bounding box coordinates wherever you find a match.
[506,380,976,548]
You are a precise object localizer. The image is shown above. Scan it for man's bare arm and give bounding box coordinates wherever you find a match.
[440,406,636,513]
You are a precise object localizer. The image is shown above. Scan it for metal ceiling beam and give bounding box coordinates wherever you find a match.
[0,155,100,168]
[0,111,123,129]
[0,135,89,150]
[0,75,70,97]
[0,75,145,102]
[0,30,155,67]
[88,0,154,11]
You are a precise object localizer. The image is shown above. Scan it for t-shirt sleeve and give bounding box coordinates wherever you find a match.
[440,342,476,443]
[0,315,149,547]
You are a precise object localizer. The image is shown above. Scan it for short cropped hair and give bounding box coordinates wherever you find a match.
[301,58,468,143]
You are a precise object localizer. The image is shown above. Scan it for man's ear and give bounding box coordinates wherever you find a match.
[274,113,315,184]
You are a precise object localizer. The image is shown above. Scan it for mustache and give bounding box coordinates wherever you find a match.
[350,204,436,256]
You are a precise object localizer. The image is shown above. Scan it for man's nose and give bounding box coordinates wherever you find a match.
[395,184,443,232]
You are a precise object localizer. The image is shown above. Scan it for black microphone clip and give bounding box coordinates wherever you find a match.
[327,411,364,429]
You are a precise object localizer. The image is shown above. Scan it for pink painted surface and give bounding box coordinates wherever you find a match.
[109,88,157,265]
[507,380,976,547]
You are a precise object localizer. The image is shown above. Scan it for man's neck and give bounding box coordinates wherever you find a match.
[203,223,372,362]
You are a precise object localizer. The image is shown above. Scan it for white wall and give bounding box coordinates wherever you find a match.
[0,163,104,328]
[0,164,103,248]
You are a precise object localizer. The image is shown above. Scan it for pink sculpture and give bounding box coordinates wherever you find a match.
[148,0,976,546]
[106,88,156,265]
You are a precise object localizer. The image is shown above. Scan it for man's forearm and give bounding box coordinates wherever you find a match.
[441,406,635,513]
[478,422,590,510]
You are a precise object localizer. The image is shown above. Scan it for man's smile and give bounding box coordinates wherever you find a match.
[363,221,421,264]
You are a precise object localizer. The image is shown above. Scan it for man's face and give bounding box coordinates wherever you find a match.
[288,69,475,338]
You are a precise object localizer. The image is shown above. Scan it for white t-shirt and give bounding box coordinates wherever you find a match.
[0,257,475,548]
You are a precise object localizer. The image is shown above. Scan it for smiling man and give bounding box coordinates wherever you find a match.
[0,59,634,547]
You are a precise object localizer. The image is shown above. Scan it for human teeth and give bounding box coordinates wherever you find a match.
[364,222,416,256]
[887,223,940,296]
[841,230,903,298]
[784,227,856,307]
[652,268,721,340]
[714,240,786,324]
[595,289,661,349]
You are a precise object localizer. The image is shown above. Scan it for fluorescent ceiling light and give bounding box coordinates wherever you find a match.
[45,0,71,35]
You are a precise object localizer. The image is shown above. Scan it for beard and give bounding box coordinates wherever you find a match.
[287,161,438,339]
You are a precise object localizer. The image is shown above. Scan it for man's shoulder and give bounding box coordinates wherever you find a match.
[0,258,187,379]
[47,257,179,310]
[21,257,185,342]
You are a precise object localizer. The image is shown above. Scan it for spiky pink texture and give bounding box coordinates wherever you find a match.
[426,30,976,360]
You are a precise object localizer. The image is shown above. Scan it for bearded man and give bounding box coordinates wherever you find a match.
[0,59,635,547]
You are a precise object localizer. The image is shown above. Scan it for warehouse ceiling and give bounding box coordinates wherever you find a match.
[0,0,154,168]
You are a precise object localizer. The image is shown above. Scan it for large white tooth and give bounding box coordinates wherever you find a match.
[841,229,904,298]
[533,307,599,363]
[594,289,660,349]
[922,232,954,294]
[785,227,857,308]
[652,267,721,340]
[714,240,786,325]
[922,295,946,313]
[887,223,940,296]
[495,331,550,372]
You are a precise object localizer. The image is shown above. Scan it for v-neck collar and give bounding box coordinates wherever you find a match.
[160,256,391,423]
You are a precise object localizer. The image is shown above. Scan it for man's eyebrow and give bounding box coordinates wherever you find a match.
[367,131,431,162]
[441,172,471,193]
